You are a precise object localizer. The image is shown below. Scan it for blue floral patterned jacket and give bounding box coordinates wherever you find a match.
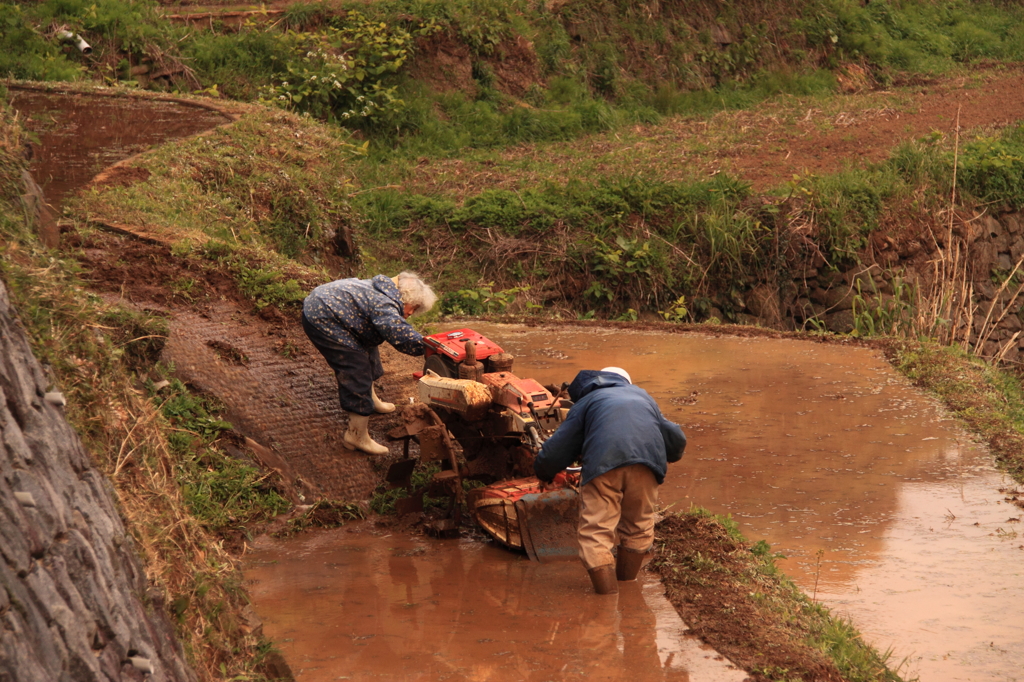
[302,275,425,356]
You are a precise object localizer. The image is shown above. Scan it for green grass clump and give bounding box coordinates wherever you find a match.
[77,106,362,262]
[369,463,449,515]
[0,4,85,81]
[157,379,291,532]
[797,0,1024,76]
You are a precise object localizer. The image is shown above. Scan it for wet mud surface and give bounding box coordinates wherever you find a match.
[470,324,1024,682]
[71,229,415,502]
[245,523,747,682]
[7,89,229,213]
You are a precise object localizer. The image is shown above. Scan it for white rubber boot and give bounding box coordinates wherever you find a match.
[372,386,395,414]
[342,413,389,455]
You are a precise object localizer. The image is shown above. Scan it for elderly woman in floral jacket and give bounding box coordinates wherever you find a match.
[301,272,436,455]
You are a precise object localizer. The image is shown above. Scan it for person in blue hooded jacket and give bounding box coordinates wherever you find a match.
[534,367,686,595]
[302,272,436,456]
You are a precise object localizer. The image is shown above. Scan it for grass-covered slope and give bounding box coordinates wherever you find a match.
[5,0,1024,143]
[0,96,291,682]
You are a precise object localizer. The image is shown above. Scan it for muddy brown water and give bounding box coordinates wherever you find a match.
[246,526,746,681]
[7,89,228,213]
[248,326,1024,682]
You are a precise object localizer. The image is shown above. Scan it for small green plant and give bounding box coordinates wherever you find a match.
[156,379,290,531]
[584,235,662,313]
[369,463,447,514]
[258,12,440,125]
[233,263,307,310]
[440,283,528,316]
[851,278,914,338]
[659,295,689,323]
[274,499,364,537]
[170,276,199,302]
[615,308,638,322]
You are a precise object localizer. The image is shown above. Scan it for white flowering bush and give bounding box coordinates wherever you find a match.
[260,12,439,125]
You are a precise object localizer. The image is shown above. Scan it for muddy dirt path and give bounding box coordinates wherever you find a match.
[74,231,418,503]
[401,67,1024,197]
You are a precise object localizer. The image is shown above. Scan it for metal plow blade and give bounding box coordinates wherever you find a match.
[514,488,580,563]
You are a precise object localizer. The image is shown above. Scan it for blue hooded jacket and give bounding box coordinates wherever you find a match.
[534,370,686,486]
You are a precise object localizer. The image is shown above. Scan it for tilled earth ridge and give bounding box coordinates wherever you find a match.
[72,229,420,502]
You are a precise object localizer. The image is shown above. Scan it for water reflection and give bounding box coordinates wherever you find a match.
[246,526,745,681]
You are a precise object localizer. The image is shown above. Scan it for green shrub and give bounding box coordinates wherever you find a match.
[0,5,83,80]
[958,133,1024,210]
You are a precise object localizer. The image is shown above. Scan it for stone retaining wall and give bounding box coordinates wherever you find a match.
[738,210,1024,363]
[0,281,196,682]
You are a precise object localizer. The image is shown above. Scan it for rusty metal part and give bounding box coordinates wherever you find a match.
[487,352,514,373]
[417,424,453,462]
[385,403,464,525]
[516,487,581,563]
[384,458,416,491]
[511,445,536,478]
[395,490,424,517]
[468,491,525,549]
[458,339,485,382]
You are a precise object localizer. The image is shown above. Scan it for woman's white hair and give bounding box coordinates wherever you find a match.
[395,271,437,316]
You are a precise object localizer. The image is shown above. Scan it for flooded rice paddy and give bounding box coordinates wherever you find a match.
[247,327,1024,681]
[246,527,745,681]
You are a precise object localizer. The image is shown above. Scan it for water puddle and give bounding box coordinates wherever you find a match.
[246,524,745,681]
[7,89,228,212]
[472,325,1024,681]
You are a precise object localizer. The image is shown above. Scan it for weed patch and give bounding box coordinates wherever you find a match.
[155,379,291,532]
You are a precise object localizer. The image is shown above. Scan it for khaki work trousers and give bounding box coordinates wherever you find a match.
[577,463,658,570]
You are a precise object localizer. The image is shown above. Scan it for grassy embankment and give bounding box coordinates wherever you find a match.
[6,1,1024,680]
[0,97,320,680]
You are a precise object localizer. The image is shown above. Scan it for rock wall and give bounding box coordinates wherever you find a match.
[741,210,1024,362]
[0,281,196,682]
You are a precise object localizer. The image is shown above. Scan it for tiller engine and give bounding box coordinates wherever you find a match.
[386,328,580,561]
